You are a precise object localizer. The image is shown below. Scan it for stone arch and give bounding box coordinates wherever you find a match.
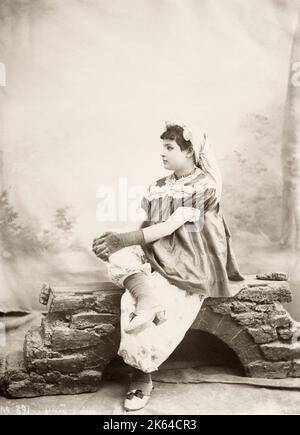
[191,302,262,375]
[170,328,246,373]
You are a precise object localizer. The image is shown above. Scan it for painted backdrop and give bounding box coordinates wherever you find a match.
[1,0,300,316]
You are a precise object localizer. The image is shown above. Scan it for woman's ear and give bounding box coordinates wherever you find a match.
[186,146,194,159]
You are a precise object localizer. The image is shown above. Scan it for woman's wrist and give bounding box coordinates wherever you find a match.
[120,229,146,247]
[141,221,171,243]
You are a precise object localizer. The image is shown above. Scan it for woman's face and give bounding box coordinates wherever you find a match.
[161,139,192,171]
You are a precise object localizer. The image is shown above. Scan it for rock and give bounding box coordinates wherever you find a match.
[6,351,28,382]
[290,360,300,377]
[256,272,289,281]
[74,337,120,371]
[69,369,102,385]
[277,328,294,341]
[44,371,61,384]
[254,304,276,314]
[55,370,102,395]
[236,284,292,304]
[277,324,300,342]
[70,312,119,330]
[94,324,116,335]
[24,328,61,370]
[51,327,101,351]
[261,342,300,362]
[41,317,53,346]
[192,306,224,332]
[49,294,97,314]
[238,343,264,366]
[231,312,268,327]
[0,353,6,394]
[248,326,278,344]
[32,355,87,375]
[247,361,292,379]
[95,291,122,314]
[48,283,122,314]
[6,379,45,398]
[269,313,292,329]
[210,303,232,315]
[6,369,103,398]
[231,301,256,314]
[29,372,46,384]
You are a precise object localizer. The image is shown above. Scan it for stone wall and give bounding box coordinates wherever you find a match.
[1,282,122,398]
[1,274,300,398]
[191,276,300,379]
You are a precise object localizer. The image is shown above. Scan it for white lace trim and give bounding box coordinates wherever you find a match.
[144,167,207,202]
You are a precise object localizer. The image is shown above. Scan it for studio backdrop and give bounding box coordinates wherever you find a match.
[1,0,300,316]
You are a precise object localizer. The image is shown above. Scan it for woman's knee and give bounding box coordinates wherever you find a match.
[107,246,152,288]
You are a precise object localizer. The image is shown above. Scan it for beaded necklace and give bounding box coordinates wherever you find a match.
[174,167,197,181]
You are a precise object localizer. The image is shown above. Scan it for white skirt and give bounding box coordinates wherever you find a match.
[107,245,206,373]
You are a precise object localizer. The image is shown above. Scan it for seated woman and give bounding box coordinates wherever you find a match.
[92,122,244,411]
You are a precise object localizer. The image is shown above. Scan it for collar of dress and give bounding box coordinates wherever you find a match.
[145,167,206,202]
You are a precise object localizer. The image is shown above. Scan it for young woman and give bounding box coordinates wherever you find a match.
[92,122,244,411]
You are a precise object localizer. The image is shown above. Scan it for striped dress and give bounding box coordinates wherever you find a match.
[107,167,244,372]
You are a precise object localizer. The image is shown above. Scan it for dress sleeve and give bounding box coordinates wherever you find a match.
[203,185,219,212]
[140,185,151,218]
[192,179,219,212]
[139,185,153,229]
[141,195,150,217]
[183,183,219,223]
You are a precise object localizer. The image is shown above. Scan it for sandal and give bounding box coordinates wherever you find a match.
[124,380,154,411]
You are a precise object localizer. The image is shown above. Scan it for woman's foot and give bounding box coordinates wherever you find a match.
[124,370,154,412]
[125,306,166,334]
[123,273,166,333]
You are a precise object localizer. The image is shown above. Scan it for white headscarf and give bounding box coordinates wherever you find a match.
[164,121,223,201]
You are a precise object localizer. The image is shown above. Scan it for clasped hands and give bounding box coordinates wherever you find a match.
[92,229,144,261]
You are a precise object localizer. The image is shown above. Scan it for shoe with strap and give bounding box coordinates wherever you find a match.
[124,379,154,411]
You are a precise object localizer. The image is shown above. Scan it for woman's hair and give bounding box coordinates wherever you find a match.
[160,125,193,152]
[160,124,200,166]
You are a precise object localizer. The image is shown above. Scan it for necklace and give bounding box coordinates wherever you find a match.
[174,167,196,180]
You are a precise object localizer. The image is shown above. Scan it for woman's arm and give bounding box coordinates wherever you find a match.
[92,207,197,260]
[142,207,199,243]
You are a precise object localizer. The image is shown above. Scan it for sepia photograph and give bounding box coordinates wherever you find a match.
[1,0,300,417]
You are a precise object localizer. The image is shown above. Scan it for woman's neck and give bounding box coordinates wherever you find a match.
[174,164,196,180]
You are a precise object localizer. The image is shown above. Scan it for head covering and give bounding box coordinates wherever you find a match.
[164,121,223,201]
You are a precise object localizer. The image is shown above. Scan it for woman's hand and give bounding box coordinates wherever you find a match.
[170,206,200,224]
[92,232,125,261]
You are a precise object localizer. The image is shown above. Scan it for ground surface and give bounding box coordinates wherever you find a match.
[1,379,300,415]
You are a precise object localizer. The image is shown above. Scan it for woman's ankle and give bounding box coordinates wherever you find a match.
[131,368,152,383]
